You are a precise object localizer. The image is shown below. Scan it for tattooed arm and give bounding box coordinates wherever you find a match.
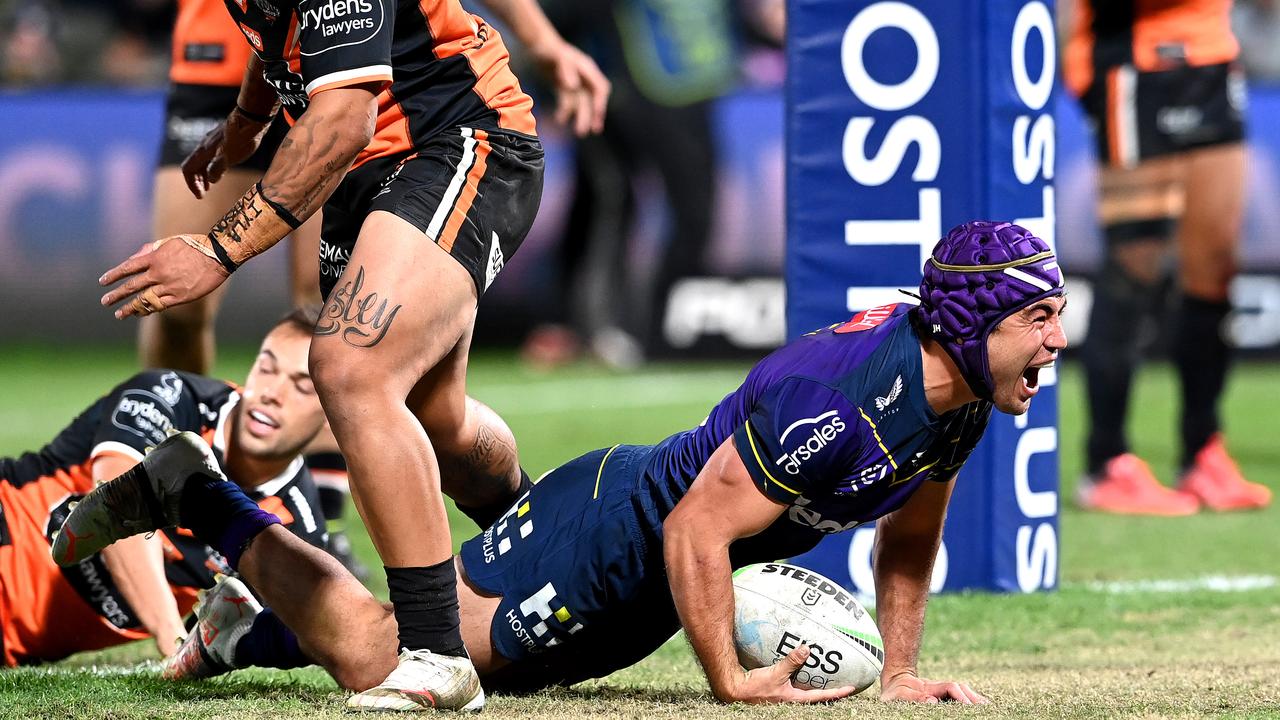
[259,85,377,226]
[99,86,378,318]
[182,55,282,198]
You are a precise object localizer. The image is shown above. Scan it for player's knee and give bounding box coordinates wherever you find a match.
[422,397,477,457]
[1103,221,1170,286]
[308,343,386,403]
[1181,252,1238,301]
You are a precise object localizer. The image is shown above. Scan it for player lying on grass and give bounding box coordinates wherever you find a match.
[0,308,337,665]
[58,223,1064,705]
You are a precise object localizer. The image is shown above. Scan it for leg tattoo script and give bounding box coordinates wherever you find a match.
[316,266,402,348]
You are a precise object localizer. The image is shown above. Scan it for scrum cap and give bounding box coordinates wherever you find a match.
[914,221,1064,399]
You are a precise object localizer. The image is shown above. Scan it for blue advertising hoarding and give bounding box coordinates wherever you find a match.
[786,0,1059,595]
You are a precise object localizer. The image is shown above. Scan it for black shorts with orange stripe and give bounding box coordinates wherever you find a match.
[159,83,289,172]
[317,127,545,300]
[1079,61,1246,168]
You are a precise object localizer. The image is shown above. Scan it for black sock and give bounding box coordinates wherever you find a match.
[1174,294,1232,468]
[455,468,532,529]
[1081,261,1164,474]
[178,474,280,569]
[385,559,466,657]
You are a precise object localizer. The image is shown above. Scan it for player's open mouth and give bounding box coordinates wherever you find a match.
[247,409,280,434]
[1020,361,1055,396]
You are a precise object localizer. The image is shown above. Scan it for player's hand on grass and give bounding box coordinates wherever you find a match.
[181,109,271,198]
[879,670,989,704]
[99,236,230,319]
[720,645,858,705]
[527,39,610,137]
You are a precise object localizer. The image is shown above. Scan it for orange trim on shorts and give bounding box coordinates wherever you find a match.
[438,129,491,254]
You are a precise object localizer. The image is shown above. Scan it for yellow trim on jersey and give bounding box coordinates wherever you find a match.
[927,251,1054,273]
[892,460,938,486]
[554,606,571,622]
[593,445,621,500]
[743,422,801,496]
[857,407,899,470]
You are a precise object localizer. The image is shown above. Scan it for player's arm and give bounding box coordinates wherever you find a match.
[476,0,609,136]
[873,476,988,704]
[91,453,187,658]
[664,438,858,704]
[99,84,378,318]
[182,54,282,199]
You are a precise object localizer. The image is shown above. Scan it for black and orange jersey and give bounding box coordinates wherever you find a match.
[0,370,325,665]
[224,0,537,169]
[171,0,256,87]
[1065,0,1239,96]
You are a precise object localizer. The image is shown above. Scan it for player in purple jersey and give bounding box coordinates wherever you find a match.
[58,222,1065,705]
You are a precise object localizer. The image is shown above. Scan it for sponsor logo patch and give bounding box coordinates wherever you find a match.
[152,372,184,407]
[298,0,382,49]
[874,375,903,411]
[239,22,264,51]
[484,232,505,291]
[110,389,177,446]
[835,303,898,333]
[775,411,846,475]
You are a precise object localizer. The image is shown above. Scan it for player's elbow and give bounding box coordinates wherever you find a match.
[310,86,378,154]
[340,104,376,155]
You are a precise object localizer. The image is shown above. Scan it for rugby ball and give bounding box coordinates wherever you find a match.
[733,562,883,693]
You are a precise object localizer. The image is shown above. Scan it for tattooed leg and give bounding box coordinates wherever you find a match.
[308,211,478,571]
[407,325,525,518]
[436,398,522,507]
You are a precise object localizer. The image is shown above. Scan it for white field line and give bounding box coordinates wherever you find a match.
[856,574,1279,608]
[470,370,746,415]
[1075,574,1278,594]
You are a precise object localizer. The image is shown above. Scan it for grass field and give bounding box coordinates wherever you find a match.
[1,345,1277,719]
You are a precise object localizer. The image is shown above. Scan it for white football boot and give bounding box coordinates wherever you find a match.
[163,575,263,680]
[347,649,485,712]
[52,431,225,566]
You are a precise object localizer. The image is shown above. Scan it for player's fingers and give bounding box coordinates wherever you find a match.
[939,682,973,704]
[208,154,228,185]
[101,272,154,308]
[182,164,204,198]
[775,644,810,677]
[99,254,150,287]
[554,92,572,128]
[125,287,168,318]
[957,683,990,704]
[581,66,610,134]
[573,86,593,137]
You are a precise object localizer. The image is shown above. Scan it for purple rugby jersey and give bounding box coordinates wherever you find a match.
[640,303,992,557]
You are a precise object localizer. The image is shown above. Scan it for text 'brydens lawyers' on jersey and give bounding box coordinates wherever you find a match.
[299,0,380,38]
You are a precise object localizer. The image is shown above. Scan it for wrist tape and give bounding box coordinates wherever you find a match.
[198,182,302,273]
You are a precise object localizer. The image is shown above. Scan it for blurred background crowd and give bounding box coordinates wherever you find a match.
[7,0,1280,87]
[3,0,1280,364]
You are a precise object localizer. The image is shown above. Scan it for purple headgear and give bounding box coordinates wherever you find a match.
[913,221,1064,400]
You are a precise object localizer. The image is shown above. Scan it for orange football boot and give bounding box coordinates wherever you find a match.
[1076,453,1200,516]
[1178,435,1273,511]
